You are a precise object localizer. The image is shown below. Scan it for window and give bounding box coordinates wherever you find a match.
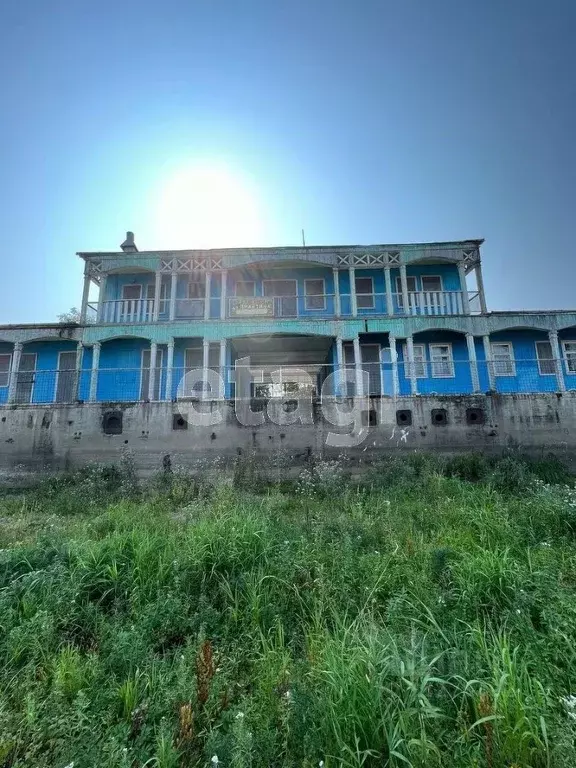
[304,279,326,310]
[421,276,443,293]
[0,354,11,387]
[235,281,255,297]
[396,276,417,310]
[430,344,454,377]
[187,280,205,299]
[563,341,576,374]
[122,284,142,300]
[403,344,426,378]
[535,341,556,375]
[140,349,164,400]
[355,277,374,309]
[146,282,168,313]
[491,342,515,376]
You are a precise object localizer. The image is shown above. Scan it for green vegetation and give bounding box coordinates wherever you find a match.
[1,452,576,767]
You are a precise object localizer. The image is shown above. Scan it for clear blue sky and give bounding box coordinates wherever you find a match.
[1,0,575,323]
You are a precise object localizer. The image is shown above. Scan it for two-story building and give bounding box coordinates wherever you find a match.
[1,232,576,407]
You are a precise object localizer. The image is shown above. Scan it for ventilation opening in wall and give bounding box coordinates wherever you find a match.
[102,411,123,435]
[396,409,412,426]
[172,414,188,430]
[466,407,485,426]
[431,408,448,426]
[361,410,377,426]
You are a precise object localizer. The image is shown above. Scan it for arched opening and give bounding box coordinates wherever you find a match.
[402,329,471,395]
[230,333,333,399]
[98,337,163,402]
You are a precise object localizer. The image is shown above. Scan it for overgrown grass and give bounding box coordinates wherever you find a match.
[1,452,576,766]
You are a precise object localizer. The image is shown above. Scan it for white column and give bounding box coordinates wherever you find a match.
[220,271,227,320]
[335,336,344,396]
[384,266,393,316]
[169,272,177,321]
[165,339,175,401]
[406,335,418,395]
[202,338,210,399]
[219,338,227,398]
[475,264,487,314]
[389,334,399,397]
[80,272,91,323]
[399,264,410,316]
[548,330,566,392]
[153,271,162,321]
[458,263,471,315]
[148,342,158,400]
[349,267,358,317]
[466,333,480,393]
[333,268,341,317]
[353,335,363,397]
[97,275,108,322]
[89,342,100,402]
[74,342,83,400]
[482,335,495,391]
[204,272,212,320]
[7,342,23,404]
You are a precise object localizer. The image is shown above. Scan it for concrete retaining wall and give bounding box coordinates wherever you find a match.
[0,393,574,478]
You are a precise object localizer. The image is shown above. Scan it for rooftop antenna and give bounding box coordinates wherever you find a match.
[301,229,306,247]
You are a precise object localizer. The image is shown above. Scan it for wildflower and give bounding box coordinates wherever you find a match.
[283,690,292,703]
[320,762,325,767]
[516,609,521,615]
[211,757,219,766]
[235,711,245,719]
[63,763,75,768]
[562,695,576,721]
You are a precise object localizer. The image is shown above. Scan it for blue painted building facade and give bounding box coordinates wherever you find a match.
[1,232,576,405]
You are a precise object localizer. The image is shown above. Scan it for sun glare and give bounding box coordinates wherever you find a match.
[154,162,264,249]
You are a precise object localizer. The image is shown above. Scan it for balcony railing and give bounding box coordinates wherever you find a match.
[87,290,481,324]
[1,358,573,406]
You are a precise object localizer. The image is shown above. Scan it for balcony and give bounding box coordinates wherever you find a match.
[87,290,480,324]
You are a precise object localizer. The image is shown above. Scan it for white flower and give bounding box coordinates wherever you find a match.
[63,763,75,768]
[283,690,292,702]
[319,762,325,767]
[235,711,245,719]
[562,695,576,720]
[211,757,219,766]
[516,609,521,615]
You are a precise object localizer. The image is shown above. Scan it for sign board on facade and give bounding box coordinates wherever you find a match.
[230,298,274,317]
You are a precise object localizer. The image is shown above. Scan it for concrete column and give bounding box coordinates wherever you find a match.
[219,338,227,398]
[458,263,471,315]
[74,342,84,400]
[548,330,566,392]
[353,335,363,397]
[169,272,177,321]
[384,266,393,316]
[482,335,495,391]
[406,335,418,395]
[204,272,212,320]
[399,264,410,315]
[335,336,344,396]
[80,272,91,323]
[466,333,480,393]
[165,340,175,401]
[97,275,108,322]
[202,338,210,399]
[349,266,358,317]
[148,342,158,401]
[475,263,487,314]
[333,268,341,317]
[153,271,162,321]
[89,342,101,402]
[220,271,227,320]
[389,334,399,397]
[7,342,23,404]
